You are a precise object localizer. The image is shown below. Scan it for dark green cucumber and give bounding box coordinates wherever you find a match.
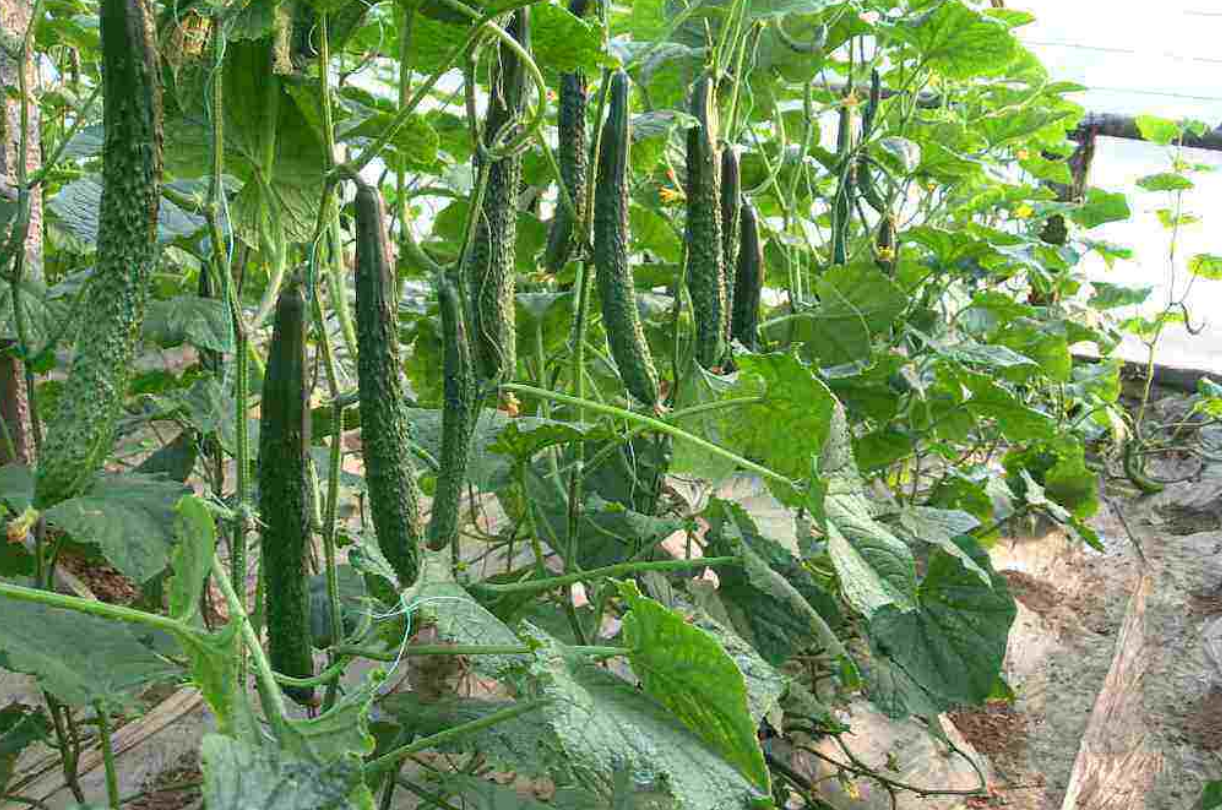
[467,9,530,382]
[354,181,425,586]
[34,0,162,508]
[875,214,897,276]
[594,70,660,407]
[1123,439,1165,495]
[830,101,854,267]
[858,69,887,215]
[731,202,763,351]
[426,279,477,551]
[258,277,314,705]
[542,0,590,273]
[684,73,727,369]
[720,147,741,341]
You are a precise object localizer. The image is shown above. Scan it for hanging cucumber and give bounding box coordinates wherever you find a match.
[468,9,530,383]
[720,146,741,341]
[1123,439,1165,495]
[594,70,661,407]
[543,0,590,273]
[426,278,478,551]
[684,73,727,369]
[354,181,425,585]
[875,214,897,276]
[857,69,888,216]
[731,202,764,351]
[34,0,162,508]
[258,277,314,705]
[829,91,854,267]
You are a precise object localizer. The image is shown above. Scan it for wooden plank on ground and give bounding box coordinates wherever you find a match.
[1059,573,1163,809]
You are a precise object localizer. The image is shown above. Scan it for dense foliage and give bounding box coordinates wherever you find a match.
[0,0,1219,807]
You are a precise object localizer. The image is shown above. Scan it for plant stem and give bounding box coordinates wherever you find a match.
[96,704,120,809]
[468,556,740,596]
[502,383,793,486]
[365,700,549,775]
[333,643,623,661]
[0,579,185,633]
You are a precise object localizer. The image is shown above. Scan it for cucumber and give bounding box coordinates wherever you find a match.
[467,9,530,383]
[875,214,897,276]
[33,0,162,508]
[830,100,854,267]
[731,202,763,351]
[594,70,661,407]
[258,277,314,705]
[720,147,741,341]
[542,0,591,273]
[354,181,425,585]
[1123,439,1165,495]
[426,278,478,551]
[684,73,727,369]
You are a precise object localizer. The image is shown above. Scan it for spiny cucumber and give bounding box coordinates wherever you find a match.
[684,73,727,369]
[720,146,741,342]
[258,277,314,705]
[34,0,162,508]
[731,202,763,351]
[594,70,660,407]
[542,0,590,273]
[467,9,530,383]
[354,181,425,586]
[426,278,478,551]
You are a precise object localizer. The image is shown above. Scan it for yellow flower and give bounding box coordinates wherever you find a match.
[877,246,896,262]
[1015,203,1035,219]
[1016,148,1030,161]
[659,186,685,205]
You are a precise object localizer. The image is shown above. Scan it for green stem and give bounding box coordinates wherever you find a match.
[502,383,792,486]
[209,554,290,733]
[468,556,740,597]
[96,705,119,810]
[365,700,549,775]
[333,643,624,661]
[0,579,185,634]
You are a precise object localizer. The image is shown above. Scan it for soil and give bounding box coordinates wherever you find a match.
[57,550,138,605]
[126,752,202,810]
[950,700,1032,770]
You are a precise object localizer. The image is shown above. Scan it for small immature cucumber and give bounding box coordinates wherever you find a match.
[258,277,314,705]
[543,0,591,273]
[468,9,531,383]
[731,202,764,351]
[426,278,478,551]
[594,70,661,407]
[684,73,727,369]
[875,214,897,276]
[354,181,426,586]
[34,0,162,508]
[720,147,741,340]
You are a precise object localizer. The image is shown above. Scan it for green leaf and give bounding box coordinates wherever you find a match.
[0,592,177,707]
[957,368,1057,442]
[168,496,216,624]
[406,547,527,680]
[1069,188,1131,229]
[0,279,67,353]
[896,1,1019,79]
[0,703,51,794]
[0,464,34,515]
[143,296,234,353]
[723,353,836,483]
[1089,281,1153,310]
[531,2,615,73]
[338,111,438,170]
[818,409,918,618]
[523,630,768,810]
[875,137,921,174]
[1136,172,1194,192]
[1197,781,1222,810]
[48,176,206,245]
[895,506,988,585]
[44,474,191,584]
[618,582,770,793]
[1189,254,1222,280]
[867,534,1017,716]
[703,499,844,666]
[200,735,366,810]
[1135,114,1182,146]
[764,264,907,367]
